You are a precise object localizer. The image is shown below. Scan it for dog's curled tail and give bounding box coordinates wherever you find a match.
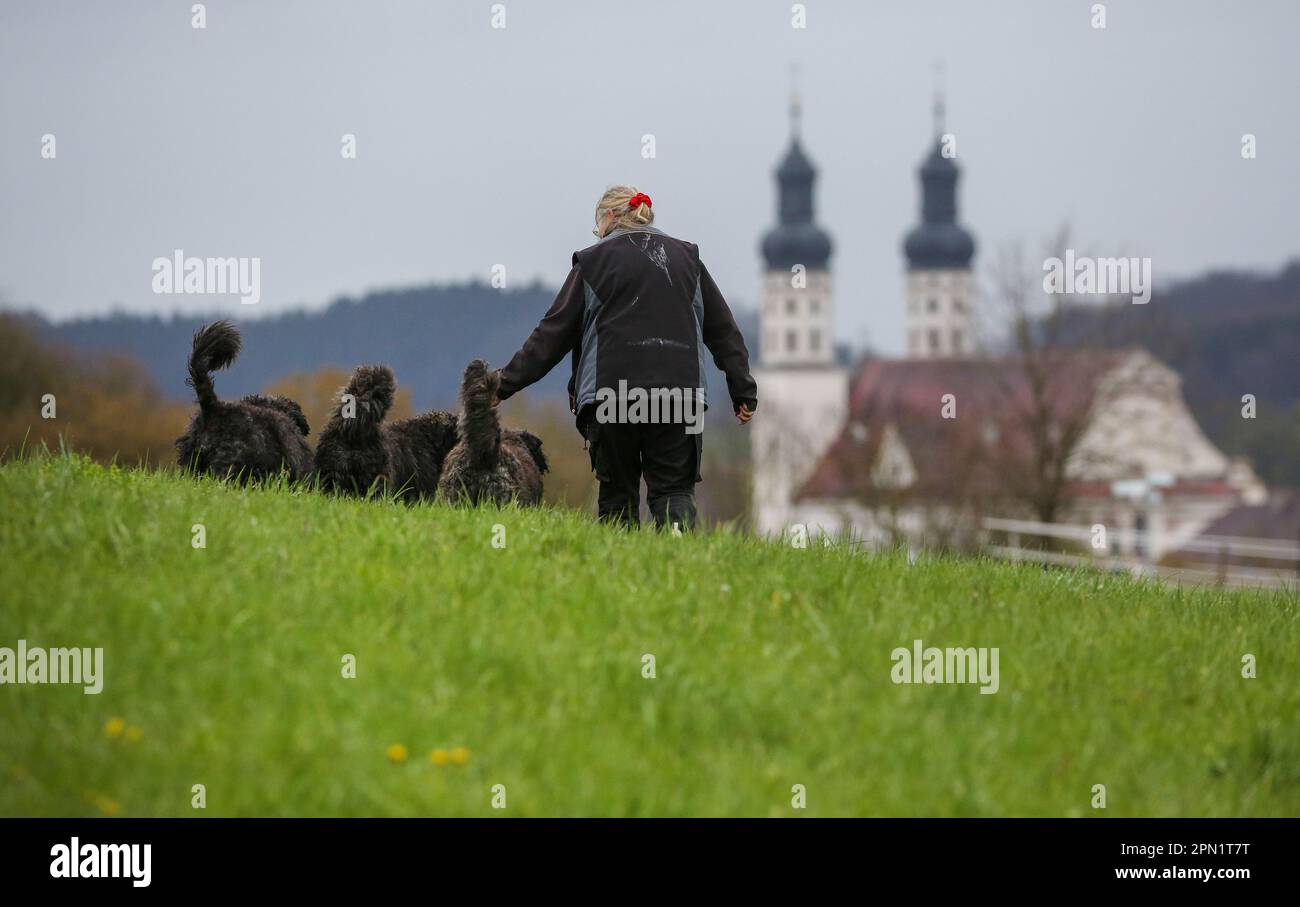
[187,320,241,415]
[336,364,396,431]
[459,358,501,469]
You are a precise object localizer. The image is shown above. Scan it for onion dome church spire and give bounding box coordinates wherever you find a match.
[902,69,978,360]
[903,78,975,270]
[761,91,832,271]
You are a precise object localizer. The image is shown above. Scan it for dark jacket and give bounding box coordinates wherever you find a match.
[497,226,758,423]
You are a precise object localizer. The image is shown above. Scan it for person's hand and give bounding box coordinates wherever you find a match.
[736,403,754,425]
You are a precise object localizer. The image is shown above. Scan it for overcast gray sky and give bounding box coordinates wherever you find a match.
[2,0,1296,354]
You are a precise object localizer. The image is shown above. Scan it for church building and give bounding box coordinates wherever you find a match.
[750,92,1265,561]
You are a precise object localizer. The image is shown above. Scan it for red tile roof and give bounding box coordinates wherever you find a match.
[796,353,1127,503]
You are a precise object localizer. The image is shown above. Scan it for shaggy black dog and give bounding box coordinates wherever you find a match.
[313,364,459,501]
[176,321,314,481]
[437,359,548,506]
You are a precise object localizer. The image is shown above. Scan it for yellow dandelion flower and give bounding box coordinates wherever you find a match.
[449,747,470,766]
[95,796,120,816]
[104,717,126,738]
[12,765,29,782]
[124,726,143,743]
[429,748,449,766]
[386,743,408,764]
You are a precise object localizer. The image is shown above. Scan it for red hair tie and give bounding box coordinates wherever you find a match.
[627,192,652,209]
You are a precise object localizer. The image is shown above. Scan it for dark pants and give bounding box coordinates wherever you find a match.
[584,416,701,530]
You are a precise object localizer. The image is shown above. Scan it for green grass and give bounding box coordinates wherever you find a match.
[1,453,1297,817]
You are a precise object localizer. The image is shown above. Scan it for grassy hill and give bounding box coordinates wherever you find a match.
[1,454,1297,817]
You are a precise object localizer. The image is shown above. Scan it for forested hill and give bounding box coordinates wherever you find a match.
[28,282,758,412]
[1056,259,1300,487]
[34,283,568,409]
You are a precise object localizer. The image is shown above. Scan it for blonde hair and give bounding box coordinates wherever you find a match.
[595,184,654,233]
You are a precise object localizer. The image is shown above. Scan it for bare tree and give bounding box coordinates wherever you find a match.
[984,230,1131,526]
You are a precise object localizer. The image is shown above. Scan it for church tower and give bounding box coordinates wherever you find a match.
[759,93,834,365]
[902,90,976,359]
[751,92,847,537]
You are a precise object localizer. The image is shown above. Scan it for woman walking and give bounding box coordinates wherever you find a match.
[494,185,757,529]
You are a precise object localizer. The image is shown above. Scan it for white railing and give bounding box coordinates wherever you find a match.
[980,516,1299,591]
